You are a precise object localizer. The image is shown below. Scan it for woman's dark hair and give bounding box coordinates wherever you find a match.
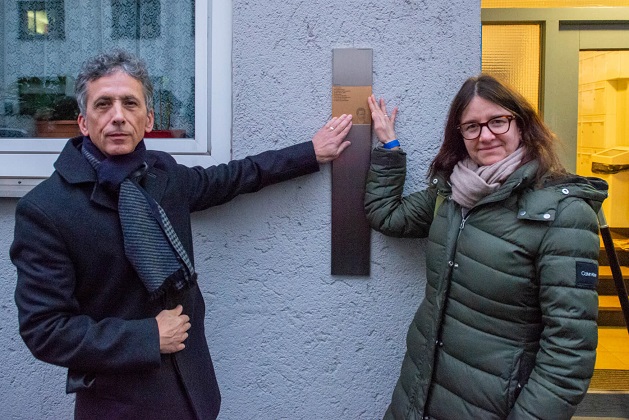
[75,49,154,117]
[429,74,566,182]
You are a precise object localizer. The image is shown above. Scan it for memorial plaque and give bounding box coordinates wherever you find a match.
[331,48,372,276]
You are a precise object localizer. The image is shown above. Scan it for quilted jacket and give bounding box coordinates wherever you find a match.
[365,147,607,420]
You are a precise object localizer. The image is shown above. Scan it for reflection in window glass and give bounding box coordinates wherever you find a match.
[28,10,48,35]
[19,1,65,40]
[2,1,195,139]
[481,24,541,111]
[112,0,161,40]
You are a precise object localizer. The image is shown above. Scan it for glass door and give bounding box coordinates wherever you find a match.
[564,29,629,375]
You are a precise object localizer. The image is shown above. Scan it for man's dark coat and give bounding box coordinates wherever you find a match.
[11,136,319,419]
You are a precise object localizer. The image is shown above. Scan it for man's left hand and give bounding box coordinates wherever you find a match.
[312,114,352,163]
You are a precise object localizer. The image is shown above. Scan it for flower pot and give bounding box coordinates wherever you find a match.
[144,129,186,138]
[36,120,81,138]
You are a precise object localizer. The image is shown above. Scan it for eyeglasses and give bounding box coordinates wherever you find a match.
[457,115,515,140]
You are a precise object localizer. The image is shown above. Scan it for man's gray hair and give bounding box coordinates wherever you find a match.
[75,49,154,116]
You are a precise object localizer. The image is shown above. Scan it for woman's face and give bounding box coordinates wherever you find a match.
[459,95,521,166]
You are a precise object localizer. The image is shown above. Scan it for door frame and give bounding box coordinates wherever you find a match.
[481,7,629,172]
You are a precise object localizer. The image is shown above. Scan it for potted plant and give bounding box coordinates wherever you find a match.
[145,77,186,138]
[18,76,81,138]
[34,95,81,138]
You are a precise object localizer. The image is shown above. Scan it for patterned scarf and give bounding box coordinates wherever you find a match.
[81,137,196,299]
[450,146,526,212]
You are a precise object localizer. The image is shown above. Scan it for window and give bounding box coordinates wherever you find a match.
[18,1,65,40]
[481,24,541,111]
[111,0,161,40]
[0,1,232,196]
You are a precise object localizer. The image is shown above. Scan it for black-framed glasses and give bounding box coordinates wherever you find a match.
[457,115,515,140]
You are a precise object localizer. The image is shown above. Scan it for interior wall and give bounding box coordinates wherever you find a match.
[577,51,629,227]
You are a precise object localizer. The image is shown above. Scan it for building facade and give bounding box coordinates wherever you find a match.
[0,0,479,418]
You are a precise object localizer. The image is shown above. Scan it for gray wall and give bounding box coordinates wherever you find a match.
[0,1,480,418]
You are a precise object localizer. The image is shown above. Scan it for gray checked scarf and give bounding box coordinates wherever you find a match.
[82,137,197,299]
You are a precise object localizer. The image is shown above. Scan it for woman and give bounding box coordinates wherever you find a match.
[365,74,607,420]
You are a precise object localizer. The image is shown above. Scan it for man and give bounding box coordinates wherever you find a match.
[11,49,352,419]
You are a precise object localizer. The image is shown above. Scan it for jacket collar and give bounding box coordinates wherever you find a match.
[430,160,538,199]
[432,159,608,222]
[54,137,169,210]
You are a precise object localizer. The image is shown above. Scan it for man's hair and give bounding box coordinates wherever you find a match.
[429,74,565,182]
[75,49,154,116]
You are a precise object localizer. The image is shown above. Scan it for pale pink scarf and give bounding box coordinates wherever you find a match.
[450,147,526,210]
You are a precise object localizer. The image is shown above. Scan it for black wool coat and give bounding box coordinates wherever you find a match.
[11,136,320,419]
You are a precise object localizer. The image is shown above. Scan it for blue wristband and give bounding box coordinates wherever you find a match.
[382,139,400,149]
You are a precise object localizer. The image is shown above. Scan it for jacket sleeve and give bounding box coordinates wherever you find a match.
[11,197,162,374]
[508,197,600,419]
[183,141,320,212]
[364,147,435,238]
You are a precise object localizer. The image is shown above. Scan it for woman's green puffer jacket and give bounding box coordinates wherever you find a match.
[365,147,608,420]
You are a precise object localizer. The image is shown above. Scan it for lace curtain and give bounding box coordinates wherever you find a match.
[0,0,195,138]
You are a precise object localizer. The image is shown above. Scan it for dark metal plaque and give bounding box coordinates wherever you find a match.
[331,48,372,276]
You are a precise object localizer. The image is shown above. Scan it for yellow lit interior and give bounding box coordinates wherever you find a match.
[483,0,629,7]
[481,2,629,218]
[577,51,629,227]
[27,10,49,35]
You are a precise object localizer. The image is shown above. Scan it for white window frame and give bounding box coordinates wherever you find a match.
[0,0,232,196]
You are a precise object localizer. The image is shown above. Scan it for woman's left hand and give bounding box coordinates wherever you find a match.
[368,94,398,145]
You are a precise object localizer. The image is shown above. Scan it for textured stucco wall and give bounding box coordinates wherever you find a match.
[0,1,480,419]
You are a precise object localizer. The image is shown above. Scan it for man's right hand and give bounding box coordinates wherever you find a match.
[312,114,352,163]
[156,304,191,354]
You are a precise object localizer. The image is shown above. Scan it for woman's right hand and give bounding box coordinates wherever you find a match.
[367,94,398,145]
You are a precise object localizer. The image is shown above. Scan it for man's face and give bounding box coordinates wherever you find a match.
[78,71,154,157]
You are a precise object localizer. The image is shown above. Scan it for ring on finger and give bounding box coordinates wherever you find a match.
[329,126,335,130]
